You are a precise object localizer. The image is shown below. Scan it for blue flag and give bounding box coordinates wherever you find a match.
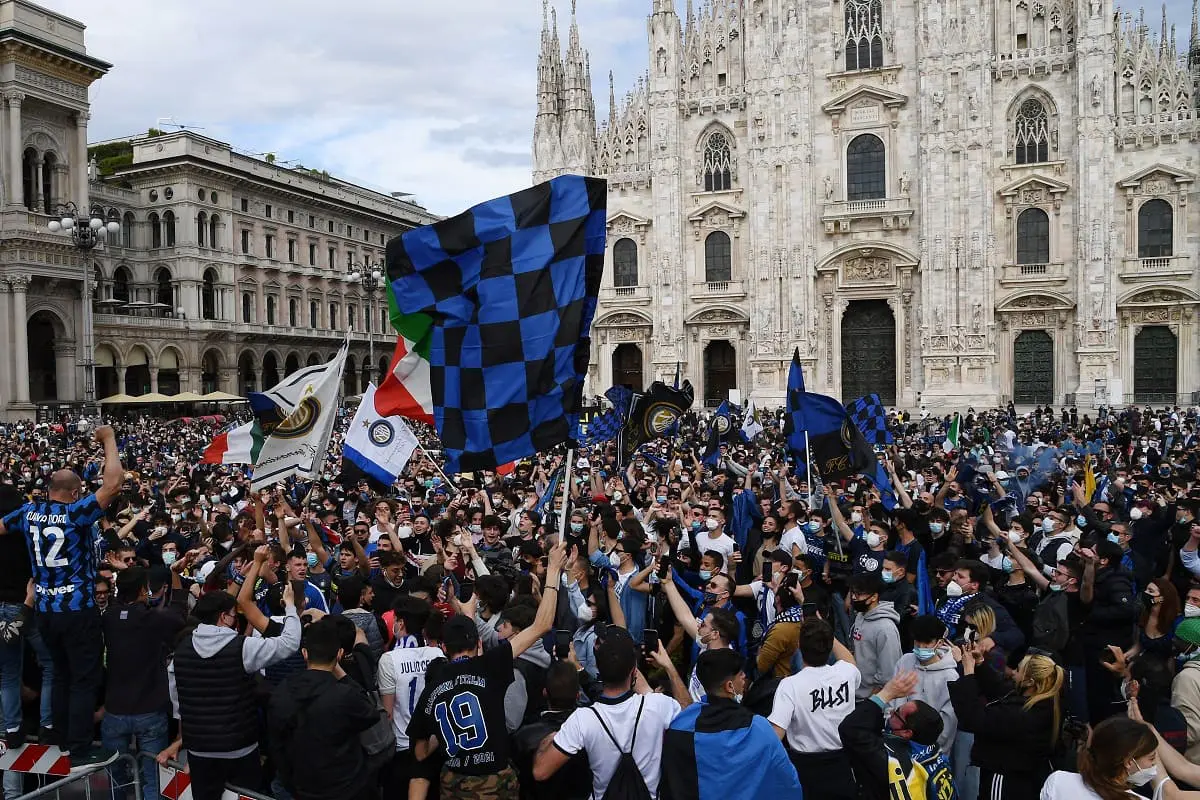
[783,349,873,481]
[534,466,564,517]
[703,401,734,467]
[916,549,935,615]
[386,175,606,474]
[846,394,894,445]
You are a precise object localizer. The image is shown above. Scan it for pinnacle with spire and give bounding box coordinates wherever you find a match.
[1191,0,1199,67]
[1161,4,1169,53]
[608,70,617,128]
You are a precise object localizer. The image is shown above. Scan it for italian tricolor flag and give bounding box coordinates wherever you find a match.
[374,287,435,425]
[943,414,961,453]
[201,421,264,465]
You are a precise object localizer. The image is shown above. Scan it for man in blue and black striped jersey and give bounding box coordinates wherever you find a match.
[0,424,124,772]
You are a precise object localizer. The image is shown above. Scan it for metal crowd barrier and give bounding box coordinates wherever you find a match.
[2,746,275,800]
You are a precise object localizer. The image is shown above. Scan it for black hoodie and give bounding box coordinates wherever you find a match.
[267,669,380,800]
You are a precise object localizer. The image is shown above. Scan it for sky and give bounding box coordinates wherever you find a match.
[39,0,1195,216]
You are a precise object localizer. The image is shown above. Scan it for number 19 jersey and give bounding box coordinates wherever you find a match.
[2,495,105,613]
[378,643,444,751]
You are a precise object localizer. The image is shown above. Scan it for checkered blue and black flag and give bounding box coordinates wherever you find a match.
[386,175,607,474]
[846,393,894,446]
[581,385,632,446]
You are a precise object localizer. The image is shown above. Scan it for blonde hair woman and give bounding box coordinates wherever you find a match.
[949,644,1064,799]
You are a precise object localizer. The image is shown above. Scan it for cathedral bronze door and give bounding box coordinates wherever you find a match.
[612,343,644,392]
[1013,330,1054,405]
[703,340,736,406]
[1134,325,1177,404]
[840,300,896,404]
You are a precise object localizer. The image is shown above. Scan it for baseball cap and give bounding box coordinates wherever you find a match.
[1177,618,1200,647]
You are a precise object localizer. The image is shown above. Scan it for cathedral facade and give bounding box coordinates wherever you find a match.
[532,0,1200,409]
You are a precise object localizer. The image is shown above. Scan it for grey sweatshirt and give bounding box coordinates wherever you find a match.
[851,600,901,700]
[892,650,960,755]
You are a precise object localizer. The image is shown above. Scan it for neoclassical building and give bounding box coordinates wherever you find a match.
[533,0,1200,408]
[0,1,437,420]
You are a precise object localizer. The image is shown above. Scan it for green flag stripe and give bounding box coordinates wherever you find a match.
[387,287,433,360]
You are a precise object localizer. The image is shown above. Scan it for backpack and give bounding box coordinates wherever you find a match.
[1031,591,1070,656]
[352,650,397,775]
[589,697,653,800]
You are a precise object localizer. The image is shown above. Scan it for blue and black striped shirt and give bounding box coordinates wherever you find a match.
[2,495,105,613]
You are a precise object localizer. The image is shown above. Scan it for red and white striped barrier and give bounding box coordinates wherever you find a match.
[0,743,71,776]
[158,764,261,800]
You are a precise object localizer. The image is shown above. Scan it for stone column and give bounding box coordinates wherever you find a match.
[54,343,76,401]
[0,283,9,405]
[116,366,127,394]
[73,112,89,211]
[33,159,42,213]
[9,276,29,404]
[149,367,159,394]
[6,92,23,208]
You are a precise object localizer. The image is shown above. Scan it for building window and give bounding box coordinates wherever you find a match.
[196,212,208,247]
[209,215,220,249]
[702,132,732,192]
[309,300,319,328]
[309,243,317,266]
[348,305,356,331]
[265,235,274,259]
[163,211,176,246]
[202,269,217,320]
[380,233,386,245]
[309,215,315,228]
[846,134,886,201]
[364,229,370,242]
[381,307,388,333]
[155,267,173,307]
[329,303,339,328]
[289,298,298,327]
[112,267,131,303]
[1137,199,1173,258]
[122,212,134,247]
[266,296,277,325]
[241,229,251,254]
[149,213,162,248]
[329,248,337,269]
[242,293,253,323]
[844,0,884,71]
[704,231,732,283]
[1014,99,1050,164]
[241,198,249,212]
[328,220,335,233]
[288,239,297,262]
[287,210,294,223]
[347,225,354,238]
[613,238,638,287]
[1016,207,1050,264]
[265,204,272,219]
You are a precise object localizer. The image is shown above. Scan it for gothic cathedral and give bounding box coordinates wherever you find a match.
[531,0,1200,409]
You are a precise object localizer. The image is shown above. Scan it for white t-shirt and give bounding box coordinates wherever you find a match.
[693,531,736,572]
[1040,770,1164,800]
[377,645,443,750]
[768,660,860,753]
[747,580,778,627]
[779,526,807,557]
[554,692,681,798]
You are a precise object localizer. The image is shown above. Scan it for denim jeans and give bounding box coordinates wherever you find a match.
[100,711,169,800]
[24,616,54,729]
[0,603,23,736]
[953,730,980,800]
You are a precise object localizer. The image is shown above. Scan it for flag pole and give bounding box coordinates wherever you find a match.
[804,431,814,509]
[417,441,458,492]
[558,447,575,543]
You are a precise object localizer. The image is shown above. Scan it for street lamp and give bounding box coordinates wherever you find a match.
[47,202,119,416]
[347,261,384,384]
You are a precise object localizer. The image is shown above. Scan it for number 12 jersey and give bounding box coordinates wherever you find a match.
[2,495,105,613]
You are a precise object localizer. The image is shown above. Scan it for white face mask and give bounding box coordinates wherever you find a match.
[705,518,719,531]
[1007,530,1023,544]
[850,512,863,525]
[1130,507,1144,521]
[1127,761,1158,786]
[397,525,413,538]
[1185,604,1200,618]
[576,604,594,624]
[865,532,881,548]
[945,580,964,598]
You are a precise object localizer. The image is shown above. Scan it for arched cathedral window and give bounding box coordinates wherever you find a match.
[1014,99,1049,164]
[1138,200,1173,259]
[703,132,732,192]
[844,0,884,72]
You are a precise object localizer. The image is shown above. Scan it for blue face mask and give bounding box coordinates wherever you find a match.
[1076,515,1088,529]
[804,521,821,534]
[913,646,938,662]
[306,552,318,569]
[1106,531,1121,545]
[656,496,667,504]
[570,522,584,533]
[691,520,703,531]
[881,570,897,584]
[1001,556,1014,574]
[929,522,944,535]
[699,569,713,581]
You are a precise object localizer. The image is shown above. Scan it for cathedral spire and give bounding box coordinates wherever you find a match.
[685,0,695,40]
[536,0,562,118]
[1191,0,1199,64]
[1161,3,1169,53]
[608,70,617,128]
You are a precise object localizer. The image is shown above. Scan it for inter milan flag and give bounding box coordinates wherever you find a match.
[620,380,695,464]
[581,385,633,446]
[386,175,606,474]
[783,349,873,481]
[703,401,734,467]
[846,394,893,446]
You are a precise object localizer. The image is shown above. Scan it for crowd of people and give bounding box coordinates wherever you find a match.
[3,401,1200,799]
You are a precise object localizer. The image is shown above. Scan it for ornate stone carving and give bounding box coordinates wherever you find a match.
[7,275,30,292]
[1020,311,1048,327]
[1020,189,1045,204]
[15,66,86,101]
[600,313,650,327]
[694,309,744,323]
[843,257,891,282]
[1129,289,1188,304]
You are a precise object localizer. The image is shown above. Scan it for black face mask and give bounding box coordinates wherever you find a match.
[851,599,872,614]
